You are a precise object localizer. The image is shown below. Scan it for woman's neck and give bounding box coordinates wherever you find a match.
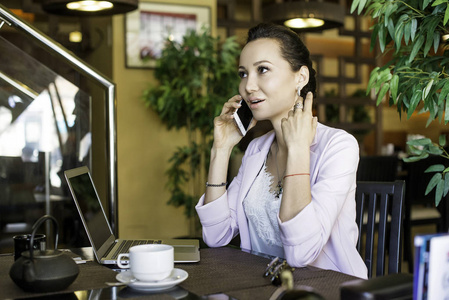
[272,121,287,154]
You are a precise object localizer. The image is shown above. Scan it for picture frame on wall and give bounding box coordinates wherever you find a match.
[125,2,211,69]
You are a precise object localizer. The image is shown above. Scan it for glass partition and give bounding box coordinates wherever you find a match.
[0,5,117,252]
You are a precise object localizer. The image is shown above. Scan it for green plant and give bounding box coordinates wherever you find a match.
[404,135,449,206]
[352,0,449,123]
[324,89,371,127]
[351,0,449,206]
[143,29,240,233]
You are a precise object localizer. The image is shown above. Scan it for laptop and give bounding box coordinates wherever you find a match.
[64,166,200,265]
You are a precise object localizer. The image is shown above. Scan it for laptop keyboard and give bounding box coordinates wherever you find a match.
[111,239,162,260]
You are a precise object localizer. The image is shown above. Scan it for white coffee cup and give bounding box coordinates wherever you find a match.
[117,244,174,281]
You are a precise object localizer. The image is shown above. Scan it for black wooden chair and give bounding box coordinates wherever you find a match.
[403,157,449,273]
[355,180,406,278]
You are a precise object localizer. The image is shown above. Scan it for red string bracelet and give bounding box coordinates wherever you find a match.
[283,173,310,180]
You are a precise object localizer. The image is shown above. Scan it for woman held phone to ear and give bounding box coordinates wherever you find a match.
[195,23,368,279]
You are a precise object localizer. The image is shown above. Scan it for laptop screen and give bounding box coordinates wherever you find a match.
[66,171,112,251]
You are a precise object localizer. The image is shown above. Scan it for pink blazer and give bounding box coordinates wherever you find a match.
[196,123,368,279]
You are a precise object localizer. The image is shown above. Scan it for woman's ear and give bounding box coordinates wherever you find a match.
[295,66,310,90]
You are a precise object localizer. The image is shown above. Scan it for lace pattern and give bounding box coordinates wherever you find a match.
[243,163,282,247]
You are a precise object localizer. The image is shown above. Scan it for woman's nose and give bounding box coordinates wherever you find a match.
[245,74,259,94]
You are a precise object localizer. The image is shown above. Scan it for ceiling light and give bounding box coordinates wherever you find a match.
[263,0,345,32]
[66,1,113,12]
[69,31,83,43]
[42,0,138,16]
[284,18,325,29]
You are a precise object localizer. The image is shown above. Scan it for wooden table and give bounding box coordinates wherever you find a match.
[0,247,360,299]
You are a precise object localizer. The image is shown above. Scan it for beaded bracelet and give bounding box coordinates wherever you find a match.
[205,182,227,187]
[283,173,310,180]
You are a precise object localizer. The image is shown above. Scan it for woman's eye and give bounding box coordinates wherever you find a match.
[258,66,269,74]
[238,71,247,78]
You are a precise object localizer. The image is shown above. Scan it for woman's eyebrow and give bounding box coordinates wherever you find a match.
[253,60,271,66]
[239,60,272,69]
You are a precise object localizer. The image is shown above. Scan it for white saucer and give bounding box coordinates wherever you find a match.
[116,268,188,291]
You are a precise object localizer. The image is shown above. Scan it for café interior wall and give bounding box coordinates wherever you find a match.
[112,0,216,239]
[382,106,447,142]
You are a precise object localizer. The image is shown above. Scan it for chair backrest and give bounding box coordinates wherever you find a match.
[405,157,449,226]
[355,180,405,278]
[356,155,399,182]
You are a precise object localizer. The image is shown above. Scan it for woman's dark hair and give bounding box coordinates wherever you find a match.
[246,23,317,98]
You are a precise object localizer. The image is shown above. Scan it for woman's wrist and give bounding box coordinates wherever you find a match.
[287,144,310,156]
[286,146,310,174]
[211,144,233,159]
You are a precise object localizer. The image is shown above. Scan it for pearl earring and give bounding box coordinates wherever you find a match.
[296,87,301,97]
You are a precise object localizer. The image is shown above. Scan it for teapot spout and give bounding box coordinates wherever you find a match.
[22,260,36,283]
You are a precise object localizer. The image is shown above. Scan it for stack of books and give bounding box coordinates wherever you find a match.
[414,233,449,300]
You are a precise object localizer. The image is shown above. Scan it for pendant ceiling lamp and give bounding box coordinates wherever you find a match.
[262,0,345,32]
[42,0,138,16]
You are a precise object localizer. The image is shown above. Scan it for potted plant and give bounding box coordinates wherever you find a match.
[143,29,241,236]
[351,0,449,206]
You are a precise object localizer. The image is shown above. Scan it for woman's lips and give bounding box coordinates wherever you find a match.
[249,99,264,109]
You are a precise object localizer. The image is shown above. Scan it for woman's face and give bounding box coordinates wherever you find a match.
[238,38,306,123]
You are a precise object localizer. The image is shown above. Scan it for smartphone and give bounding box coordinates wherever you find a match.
[234,99,253,136]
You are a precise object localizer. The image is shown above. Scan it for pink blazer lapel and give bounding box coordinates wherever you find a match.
[237,132,275,203]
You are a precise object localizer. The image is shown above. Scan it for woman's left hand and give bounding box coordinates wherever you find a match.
[281,92,318,150]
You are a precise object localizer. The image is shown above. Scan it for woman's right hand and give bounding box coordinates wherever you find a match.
[212,95,255,150]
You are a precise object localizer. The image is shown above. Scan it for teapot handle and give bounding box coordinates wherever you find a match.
[29,215,59,261]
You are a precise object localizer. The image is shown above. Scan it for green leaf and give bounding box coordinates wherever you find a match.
[424,18,441,57]
[350,0,360,14]
[433,0,448,6]
[423,79,434,100]
[409,35,425,63]
[423,0,431,10]
[404,19,412,45]
[425,164,445,173]
[358,0,367,15]
[385,3,395,24]
[440,134,447,147]
[446,97,449,124]
[374,68,392,94]
[444,173,449,196]
[411,19,417,41]
[407,138,432,146]
[378,24,386,53]
[390,74,399,104]
[403,153,429,162]
[438,80,449,104]
[426,114,434,127]
[424,35,433,57]
[425,173,442,195]
[367,67,380,93]
[394,24,404,52]
[434,32,441,53]
[370,2,382,18]
[445,3,449,25]
[435,179,444,206]
[377,83,390,105]
[407,145,424,156]
[408,89,422,119]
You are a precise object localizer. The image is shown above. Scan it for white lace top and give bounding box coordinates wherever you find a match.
[243,161,285,258]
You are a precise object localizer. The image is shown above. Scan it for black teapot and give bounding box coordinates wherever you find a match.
[9,215,79,292]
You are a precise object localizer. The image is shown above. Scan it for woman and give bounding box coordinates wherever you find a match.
[195,23,367,279]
